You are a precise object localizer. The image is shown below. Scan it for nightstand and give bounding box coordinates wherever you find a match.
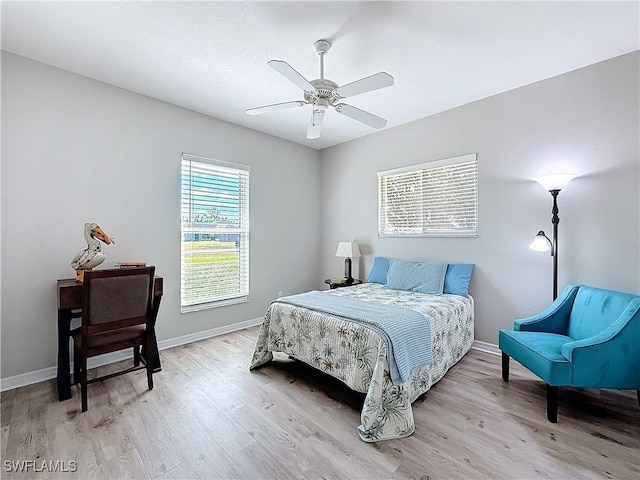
[324,278,363,289]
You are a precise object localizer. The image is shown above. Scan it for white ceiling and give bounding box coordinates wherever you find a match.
[2,1,639,150]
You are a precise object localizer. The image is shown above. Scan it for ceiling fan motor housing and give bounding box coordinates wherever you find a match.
[305,79,340,107]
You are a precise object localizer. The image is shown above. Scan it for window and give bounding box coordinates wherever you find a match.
[378,153,478,237]
[181,154,250,312]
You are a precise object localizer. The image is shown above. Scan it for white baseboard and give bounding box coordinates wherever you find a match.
[0,317,264,393]
[0,365,59,393]
[156,317,263,351]
[471,340,501,356]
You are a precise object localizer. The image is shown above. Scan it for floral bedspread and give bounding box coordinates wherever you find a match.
[250,283,474,442]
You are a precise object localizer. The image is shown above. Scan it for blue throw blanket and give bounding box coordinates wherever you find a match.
[275,291,432,384]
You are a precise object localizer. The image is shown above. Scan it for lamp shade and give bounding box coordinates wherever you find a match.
[529,231,552,252]
[335,242,361,258]
[533,174,577,192]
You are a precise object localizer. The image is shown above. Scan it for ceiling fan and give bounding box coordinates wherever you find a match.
[246,39,394,140]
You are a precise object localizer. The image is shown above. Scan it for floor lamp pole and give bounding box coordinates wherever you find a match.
[551,190,560,300]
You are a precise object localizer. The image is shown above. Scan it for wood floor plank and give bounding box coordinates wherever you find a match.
[2,326,639,480]
[46,410,100,480]
[63,381,137,467]
[121,406,186,478]
[226,441,302,480]
[1,424,9,461]
[94,448,151,480]
[154,460,201,480]
[4,391,51,470]
[298,429,398,479]
[257,372,403,475]
[187,449,248,480]
[390,434,495,480]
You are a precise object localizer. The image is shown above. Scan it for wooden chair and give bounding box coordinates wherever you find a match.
[71,266,157,412]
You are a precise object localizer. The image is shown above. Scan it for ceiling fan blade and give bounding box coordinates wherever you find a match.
[268,60,315,92]
[335,72,394,99]
[306,109,325,139]
[335,104,387,129]
[246,100,306,115]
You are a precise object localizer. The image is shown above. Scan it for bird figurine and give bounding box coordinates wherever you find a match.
[70,223,115,282]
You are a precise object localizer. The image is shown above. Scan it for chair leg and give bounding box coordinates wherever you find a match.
[637,390,639,408]
[81,356,88,412]
[144,337,154,391]
[133,346,141,367]
[546,385,558,423]
[501,352,510,382]
[147,361,154,391]
[73,344,80,386]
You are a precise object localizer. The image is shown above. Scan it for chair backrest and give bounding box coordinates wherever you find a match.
[567,285,639,340]
[82,267,155,335]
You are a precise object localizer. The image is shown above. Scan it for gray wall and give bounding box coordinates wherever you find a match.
[1,52,321,379]
[319,52,640,344]
[2,50,638,382]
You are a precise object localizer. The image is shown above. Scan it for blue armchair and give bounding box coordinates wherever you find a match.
[499,284,640,422]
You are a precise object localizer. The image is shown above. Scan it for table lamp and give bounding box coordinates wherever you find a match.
[335,242,361,283]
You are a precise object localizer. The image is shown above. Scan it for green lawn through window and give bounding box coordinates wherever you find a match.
[182,240,241,303]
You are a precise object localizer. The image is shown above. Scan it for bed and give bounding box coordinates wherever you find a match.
[250,265,474,442]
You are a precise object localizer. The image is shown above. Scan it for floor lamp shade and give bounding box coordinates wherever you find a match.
[529,231,552,252]
[335,242,361,282]
[533,174,577,192]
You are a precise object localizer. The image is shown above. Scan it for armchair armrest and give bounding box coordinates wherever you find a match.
[514,284,580,334]
[561,298,640,360]
[561,299,640,388]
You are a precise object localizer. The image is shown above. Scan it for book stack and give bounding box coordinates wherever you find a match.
[115,261,147,269]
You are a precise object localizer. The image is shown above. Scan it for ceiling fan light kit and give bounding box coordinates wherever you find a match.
[247,39,394,140]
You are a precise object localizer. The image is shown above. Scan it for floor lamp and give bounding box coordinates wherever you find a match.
[529,174,576,300]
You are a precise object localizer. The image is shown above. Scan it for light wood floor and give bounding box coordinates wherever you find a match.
[2,326,639,480]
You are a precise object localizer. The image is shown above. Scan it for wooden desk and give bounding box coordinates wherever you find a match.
[56,276,163,401]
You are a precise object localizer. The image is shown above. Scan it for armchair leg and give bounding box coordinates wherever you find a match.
[501,352,510,382]
[637,391,639,408]
[546,385,558,423]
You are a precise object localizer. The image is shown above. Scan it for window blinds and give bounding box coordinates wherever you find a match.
[378,153,478,237]
[181,154,250,311]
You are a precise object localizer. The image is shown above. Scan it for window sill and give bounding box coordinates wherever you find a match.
[181,295,248,313]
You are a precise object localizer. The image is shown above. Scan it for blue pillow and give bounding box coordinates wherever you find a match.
[366,257,390,284]
[444,263,474,296]
[386,259,447,294]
